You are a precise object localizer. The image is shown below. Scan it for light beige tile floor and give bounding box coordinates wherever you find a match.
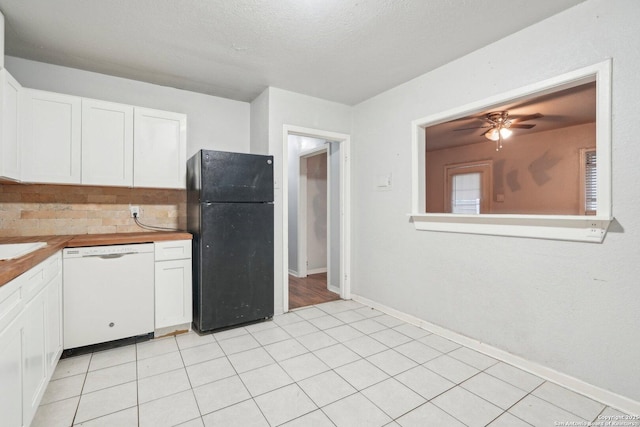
[32,299,637,427]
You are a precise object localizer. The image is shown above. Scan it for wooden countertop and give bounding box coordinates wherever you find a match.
[0,232,192,287]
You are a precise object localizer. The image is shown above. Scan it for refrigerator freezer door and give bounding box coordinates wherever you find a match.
[194,202,274,332]
[199,150,274,203]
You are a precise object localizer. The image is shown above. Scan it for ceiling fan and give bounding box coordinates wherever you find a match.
[455,111,543,151]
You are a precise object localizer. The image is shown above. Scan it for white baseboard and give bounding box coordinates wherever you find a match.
[351,293,640,416]
[328,284,340,295]
[288,268,327,277]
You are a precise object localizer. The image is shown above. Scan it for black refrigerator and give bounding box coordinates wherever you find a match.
[187,149,274,333]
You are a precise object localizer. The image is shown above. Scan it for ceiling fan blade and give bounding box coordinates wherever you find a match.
[511,113,543,123]
[481,128,493,137]
[453,125,492,131]
[509,124,536,129]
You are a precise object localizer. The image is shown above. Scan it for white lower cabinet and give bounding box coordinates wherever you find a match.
[154,240,192,330]
[0,316,23,427]
[0,251,62,427]
[45,272,63,374]
[22,287,47,426]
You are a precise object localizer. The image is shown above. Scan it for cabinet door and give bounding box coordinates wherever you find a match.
[22,288,47,427]
[45,272,63,376]
[0,316,23,427]
[21,89,81,184]
[82,99,134,186]
[155,259,192,329]
[134,107,186,189]
[0,69,22,181]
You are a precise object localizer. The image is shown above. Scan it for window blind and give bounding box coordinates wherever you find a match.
[585,150,597,213]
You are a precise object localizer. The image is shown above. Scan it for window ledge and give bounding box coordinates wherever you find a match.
[409,213,612,243]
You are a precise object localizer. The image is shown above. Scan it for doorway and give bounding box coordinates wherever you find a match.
[289,146,340,309]
[282,126,351,313]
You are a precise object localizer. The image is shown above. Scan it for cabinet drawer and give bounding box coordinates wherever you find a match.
[22,263,45,303]
[0,275,24,331]
[23,252,62,303]
[154,240,192,261]
[42,252,62,283]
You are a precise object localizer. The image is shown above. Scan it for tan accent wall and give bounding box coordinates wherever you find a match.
[426,123,596,215]
[0,184,186,237]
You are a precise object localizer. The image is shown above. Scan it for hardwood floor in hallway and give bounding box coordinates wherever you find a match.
[288,272,340,310]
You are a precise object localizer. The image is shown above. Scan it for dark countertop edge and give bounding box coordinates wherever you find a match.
[65,231,193,247]
[0,232,192,287]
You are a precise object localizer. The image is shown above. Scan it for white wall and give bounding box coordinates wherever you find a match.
[0,12,5,69]
[266,87,352,314]
[5,56,250,158]
[351,0,640,403]
[250,88,269,155]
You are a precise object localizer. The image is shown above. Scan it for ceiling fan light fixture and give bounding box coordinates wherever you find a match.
[485,128,499,141]
[499,127,513,138]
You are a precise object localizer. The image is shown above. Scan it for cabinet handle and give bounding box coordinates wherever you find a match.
[81,253,135,259]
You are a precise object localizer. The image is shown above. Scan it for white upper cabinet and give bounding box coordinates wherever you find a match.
[81,99,134,186]
[21,89,81,184]
[0,69,21,181]
[16,86,186,188]
[134,107,187,189]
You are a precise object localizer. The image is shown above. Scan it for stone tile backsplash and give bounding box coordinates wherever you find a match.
[0,183,186,237]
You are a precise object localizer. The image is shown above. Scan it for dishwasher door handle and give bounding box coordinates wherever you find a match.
[82,253,137,259]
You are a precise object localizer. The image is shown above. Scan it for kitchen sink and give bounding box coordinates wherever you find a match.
[0,242,48,261]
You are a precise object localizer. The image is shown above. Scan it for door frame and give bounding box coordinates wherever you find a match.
[282,125,351,312]
[298,146,330,280]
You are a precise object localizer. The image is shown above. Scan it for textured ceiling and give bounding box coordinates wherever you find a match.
[0,0,585,105]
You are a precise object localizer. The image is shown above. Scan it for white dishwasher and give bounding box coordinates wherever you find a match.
[63,243,155,349]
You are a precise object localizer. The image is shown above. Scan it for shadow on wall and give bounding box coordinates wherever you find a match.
[0,183,186,237]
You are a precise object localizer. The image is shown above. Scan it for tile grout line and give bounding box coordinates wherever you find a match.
[524,380,596,423]
[489,381,547,426]
[38,301,629,427]
[70,352,91,426]
[444,356,535,426]
[174,334,207,424]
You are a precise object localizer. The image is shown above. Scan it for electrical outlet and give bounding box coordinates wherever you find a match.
[129,205,140,218]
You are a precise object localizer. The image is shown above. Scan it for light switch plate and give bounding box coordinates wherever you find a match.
[376,173,392,191]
